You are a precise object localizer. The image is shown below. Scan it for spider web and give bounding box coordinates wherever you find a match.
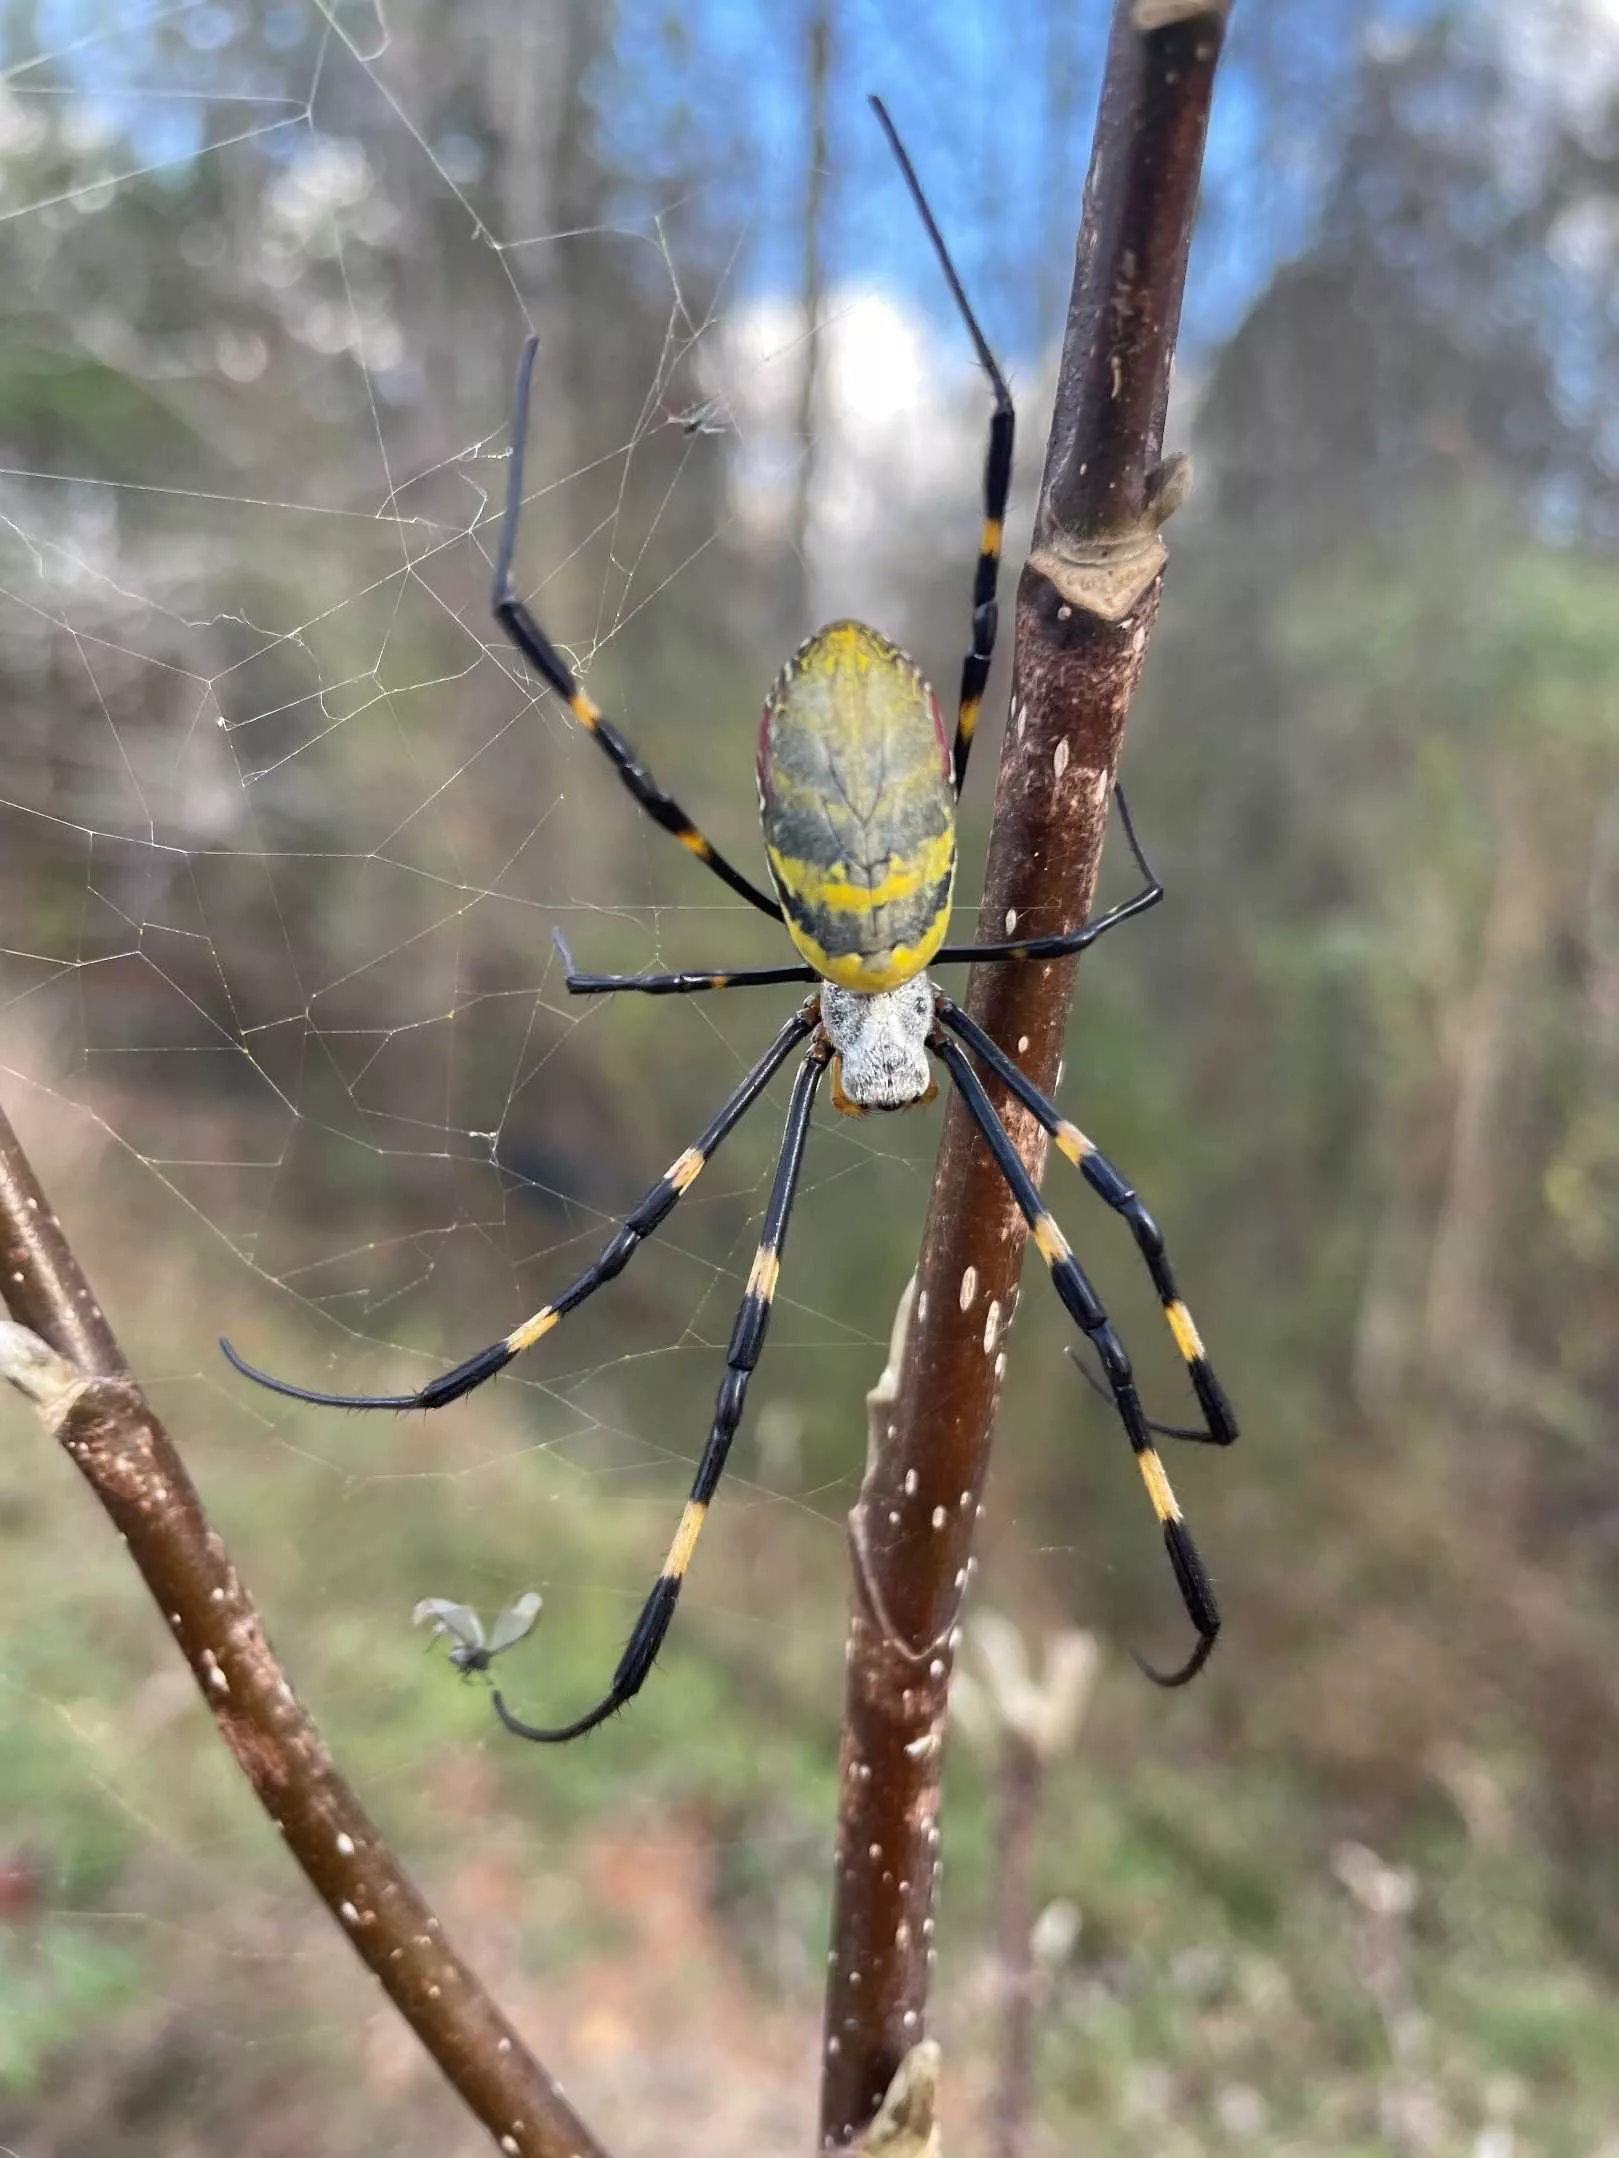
[0,6,1067,2152]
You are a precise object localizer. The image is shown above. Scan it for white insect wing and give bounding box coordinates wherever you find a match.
[412,1598,485,1652]
[485,1590,542,1657]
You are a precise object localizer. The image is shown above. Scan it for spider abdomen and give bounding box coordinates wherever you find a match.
[758,621,956,993]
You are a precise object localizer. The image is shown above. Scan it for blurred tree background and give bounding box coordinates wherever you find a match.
[3,1,1619,2152]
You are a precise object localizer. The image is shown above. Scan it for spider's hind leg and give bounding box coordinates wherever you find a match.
[494,1041,831,1743]
[222,1006,817,1413]
[934,994,1236,1447]
[929,1028,1222,1686]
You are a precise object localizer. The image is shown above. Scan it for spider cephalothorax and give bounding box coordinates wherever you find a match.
[819,979,936,1112]
[221,96,1238,1746]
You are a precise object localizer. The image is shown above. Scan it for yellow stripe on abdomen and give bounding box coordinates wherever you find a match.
[768,825,954,922]
[767,827,954,989]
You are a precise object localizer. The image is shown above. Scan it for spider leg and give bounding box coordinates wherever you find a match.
[551,927,817,998]
[934,996,1236,1445]
[560,966,818,997]
[494,1040,830,1742]
[220,1005,818,1412]
[1068,1347,1212,1443]
[933,783,1164,965]
[930,1030,1220,1687]
[870,97,1013,798]
[493,337,783,922]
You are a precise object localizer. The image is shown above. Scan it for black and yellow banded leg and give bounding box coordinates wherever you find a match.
[934,997,1236,1447]
[492,337,782,922]
[950,405,1012,797]
[495,1041,830,1743]
[561,965,820,997]
[551,927,818,999]
[220,1006,818,1414]
[931,1032,1220,1686]
[869,96,1013,799]
[934,784,1165,966]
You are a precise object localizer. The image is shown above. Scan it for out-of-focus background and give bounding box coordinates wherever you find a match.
[2,1,1618,2151]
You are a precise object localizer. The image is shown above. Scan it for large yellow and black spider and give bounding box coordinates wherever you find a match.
[222,98,1237,1742]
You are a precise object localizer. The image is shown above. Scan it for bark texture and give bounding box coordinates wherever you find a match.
[819,7,1234,2143]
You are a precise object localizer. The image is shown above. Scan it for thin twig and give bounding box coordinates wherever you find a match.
[952,1616,1099,2158]
[819,6,1234,2144]
[989,1734,1044,2158]
[0,1103,610,2158]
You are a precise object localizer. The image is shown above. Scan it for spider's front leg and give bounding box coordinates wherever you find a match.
[868,96,1014,799]
[493,336,782,921]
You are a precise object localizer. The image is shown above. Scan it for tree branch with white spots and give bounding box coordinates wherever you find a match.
[0,1102,611,2158]
[820,4,1235,2144]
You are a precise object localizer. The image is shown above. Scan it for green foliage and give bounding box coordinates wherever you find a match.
[0,1932,142,2094]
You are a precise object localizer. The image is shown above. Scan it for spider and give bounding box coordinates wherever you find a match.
[221,97,1237,1743]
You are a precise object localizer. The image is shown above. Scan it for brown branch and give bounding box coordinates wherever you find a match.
[0,1118,129,1380]
[0,1103,610,2158]
[819,6,1234,2145]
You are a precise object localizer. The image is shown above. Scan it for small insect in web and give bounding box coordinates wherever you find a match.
[664,397,730,437]
[414,1592,542,1679]
[221,96,1238,1743]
